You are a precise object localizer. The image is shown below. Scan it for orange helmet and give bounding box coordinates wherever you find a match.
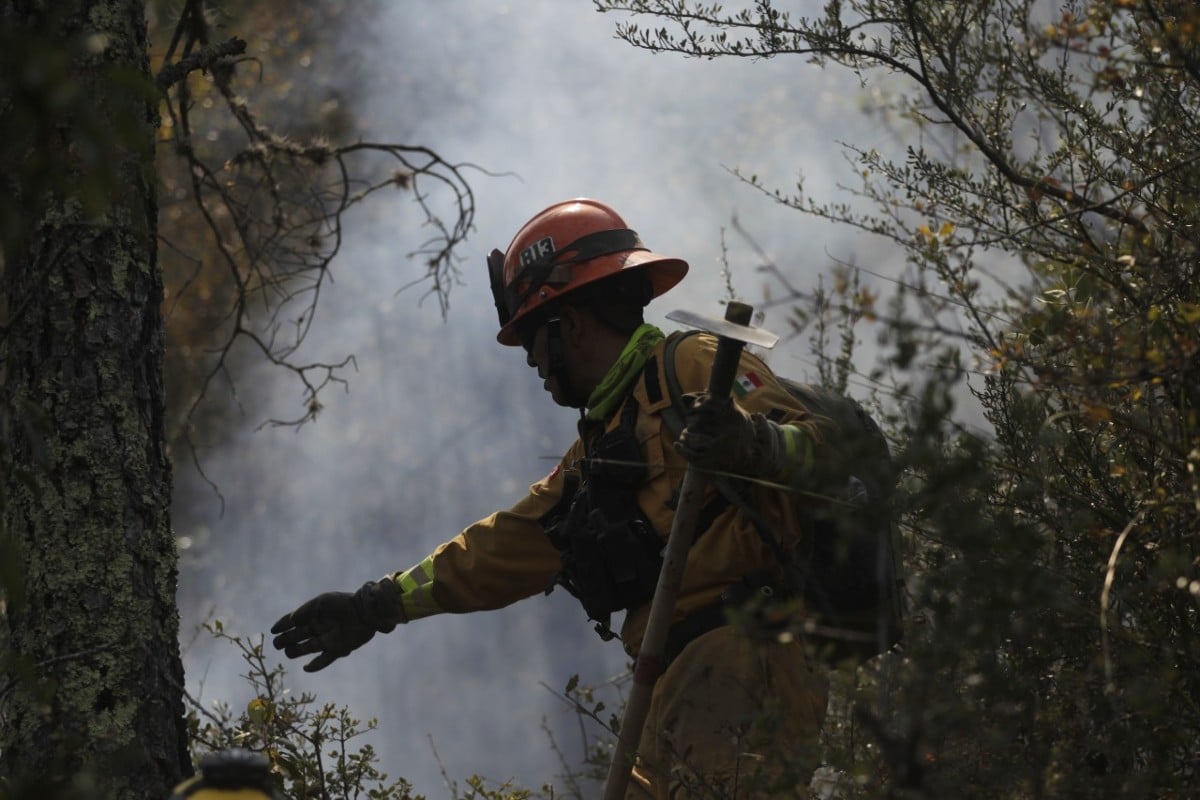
[488,199,688,345]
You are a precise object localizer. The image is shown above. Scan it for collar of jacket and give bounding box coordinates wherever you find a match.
[585,324,665,421]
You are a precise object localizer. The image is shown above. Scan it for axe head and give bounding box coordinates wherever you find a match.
[666,306,780,350]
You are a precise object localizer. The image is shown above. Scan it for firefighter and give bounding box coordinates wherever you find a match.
[271,198,840,798]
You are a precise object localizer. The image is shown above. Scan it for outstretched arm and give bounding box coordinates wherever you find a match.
[270,455,575,671]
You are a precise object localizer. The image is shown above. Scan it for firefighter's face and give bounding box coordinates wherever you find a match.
[523,321,567,405]
[521,312,587,408]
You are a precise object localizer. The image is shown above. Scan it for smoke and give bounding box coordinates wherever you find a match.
[177,1,906,795]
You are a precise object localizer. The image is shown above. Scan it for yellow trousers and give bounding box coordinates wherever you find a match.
[627,626,830,799]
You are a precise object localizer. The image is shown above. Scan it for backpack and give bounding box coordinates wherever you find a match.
[659,331,906,663]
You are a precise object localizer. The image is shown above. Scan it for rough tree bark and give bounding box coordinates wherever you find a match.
[1,1,190,796]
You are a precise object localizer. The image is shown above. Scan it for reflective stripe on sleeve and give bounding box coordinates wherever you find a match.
[389,554,443,621]
[778,424,812,485]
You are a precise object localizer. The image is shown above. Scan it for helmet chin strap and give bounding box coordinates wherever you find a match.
[545,316,585,409]
[545,316,567,385]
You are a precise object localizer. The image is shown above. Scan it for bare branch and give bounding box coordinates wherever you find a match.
[155,36,246,91]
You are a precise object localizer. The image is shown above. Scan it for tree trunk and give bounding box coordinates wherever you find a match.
[1,1,189,796]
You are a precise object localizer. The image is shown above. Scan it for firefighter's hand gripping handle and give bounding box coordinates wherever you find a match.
[602,301,756,800]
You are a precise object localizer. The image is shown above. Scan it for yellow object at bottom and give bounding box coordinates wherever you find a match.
[169,776,274,800]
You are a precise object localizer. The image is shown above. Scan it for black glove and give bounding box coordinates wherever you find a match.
[675,391,796,479]
[270,579,405,672]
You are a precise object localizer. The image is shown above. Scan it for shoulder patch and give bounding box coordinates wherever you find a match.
[732,371,765,397]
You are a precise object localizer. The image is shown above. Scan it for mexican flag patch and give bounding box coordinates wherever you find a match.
[732,371,764,397]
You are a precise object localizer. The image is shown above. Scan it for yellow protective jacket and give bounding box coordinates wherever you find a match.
[390,331,845,655]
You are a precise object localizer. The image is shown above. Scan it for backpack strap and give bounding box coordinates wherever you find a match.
[659,330,793,570]
[657,330,693,442]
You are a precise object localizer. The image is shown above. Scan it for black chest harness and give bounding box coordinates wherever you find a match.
[541,398,664,636]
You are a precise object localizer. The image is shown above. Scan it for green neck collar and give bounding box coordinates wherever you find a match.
[585,324,665,421]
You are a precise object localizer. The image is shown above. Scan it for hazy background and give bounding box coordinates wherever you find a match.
[176,2,911,794]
